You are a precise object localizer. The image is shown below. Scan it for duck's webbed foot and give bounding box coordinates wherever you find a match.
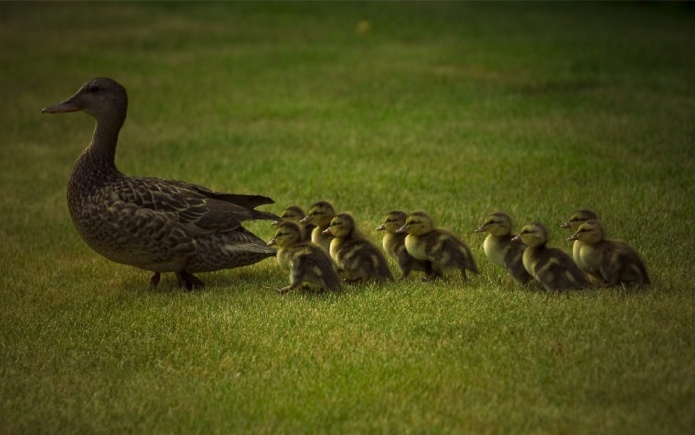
[150,272,161,288]
[176,271,205,291]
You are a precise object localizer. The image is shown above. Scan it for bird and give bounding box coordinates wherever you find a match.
[376,210,436,280]
[41,77,279,290]
[474,212,532,285]
[272,205,315,242]
[267,221,342,294]
[299,200,336,253]
[568,219,650,286]
[512,222,592,291]
[396,211,478,282]
[323,213,394,283]
[561,209,598,270]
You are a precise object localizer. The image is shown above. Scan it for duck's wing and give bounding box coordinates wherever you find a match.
[111,177,279,234]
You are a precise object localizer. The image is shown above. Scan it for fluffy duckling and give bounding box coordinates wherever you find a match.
[300,201,336,252]
[512,222,592,291]
[376,210,436,280]
[272,205,315,242]
[323,213,394,282]
[396,211,478,282]
[561,209,598,270]
[268,222,342,294]
[474,212,532,285]
[569,219,650,286]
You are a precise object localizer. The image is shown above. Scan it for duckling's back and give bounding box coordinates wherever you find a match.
[580,239,650,285]
[523,245,592,291]
[332,236,394,282]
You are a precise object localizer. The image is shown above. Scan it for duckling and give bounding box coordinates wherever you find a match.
[376,210,436,280]
[569,219,650,286]
[561,209,598,270]
[268,222,342,294]
[511,222,592,291]
[299,201,336,253]
[324,213,394,282]
[474,212,532,285]
[396,211,478,282]
[272,205,315,242]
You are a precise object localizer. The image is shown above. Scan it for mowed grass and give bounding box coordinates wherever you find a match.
[1,2,694,433]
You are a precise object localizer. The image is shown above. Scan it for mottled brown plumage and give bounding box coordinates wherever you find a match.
[42,77,278,289]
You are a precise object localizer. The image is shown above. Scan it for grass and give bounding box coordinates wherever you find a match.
[1,1,694,433]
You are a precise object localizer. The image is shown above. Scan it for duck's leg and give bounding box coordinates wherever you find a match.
[175,271,205,291]
[150,272,161,288]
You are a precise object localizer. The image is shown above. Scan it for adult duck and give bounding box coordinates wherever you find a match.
[42,77,279,290]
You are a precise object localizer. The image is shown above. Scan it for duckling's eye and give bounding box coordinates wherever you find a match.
[89,84,100,93]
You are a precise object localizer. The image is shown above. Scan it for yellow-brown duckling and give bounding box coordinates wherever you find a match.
[561,209,598,270]
[568,219,650,286]
[323,213,394,283]
[512,222,592,291]
[475,212,532,285]
[272,205,315,242]
[396,211,478,282]
[299,200,336,253]
[268,221,342,294]
[376,210,437,280]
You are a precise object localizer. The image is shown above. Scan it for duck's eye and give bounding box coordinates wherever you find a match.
[89,84,100,93]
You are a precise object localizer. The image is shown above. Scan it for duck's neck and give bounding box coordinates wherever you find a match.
[73,115,125,184]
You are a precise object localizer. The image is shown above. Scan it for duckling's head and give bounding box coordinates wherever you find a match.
[268,222,303,247]
[300,201,335,227]
[273,205,306,226]
[376,210,408,233]
[512,222,549,248]
[396,211,435,236]
[561,209,598,230]
[42,77,128,124]
[568,219,605,244]
[475,212,513,236]
[324,213,356,238]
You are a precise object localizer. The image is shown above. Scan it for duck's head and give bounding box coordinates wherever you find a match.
[396,211,434,236]
[300,201,335,227]
[376,210,407,233]
[568,219,605,244]
[323,213,356,238]
[511,222,549,248]
[42,77,128,123]
[561,209,598,231]
[272,205,307,226]
[475,212,513,236]
[268,222,303,247]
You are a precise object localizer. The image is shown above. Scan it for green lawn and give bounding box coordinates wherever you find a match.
[1,2,694,433]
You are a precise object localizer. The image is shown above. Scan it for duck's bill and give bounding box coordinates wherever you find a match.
[474,225,487,233]
[42,99,80,114]
[511,235,521,242]
[560,222,571,228]
[375,224,386,231]
[567,234,579,241]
